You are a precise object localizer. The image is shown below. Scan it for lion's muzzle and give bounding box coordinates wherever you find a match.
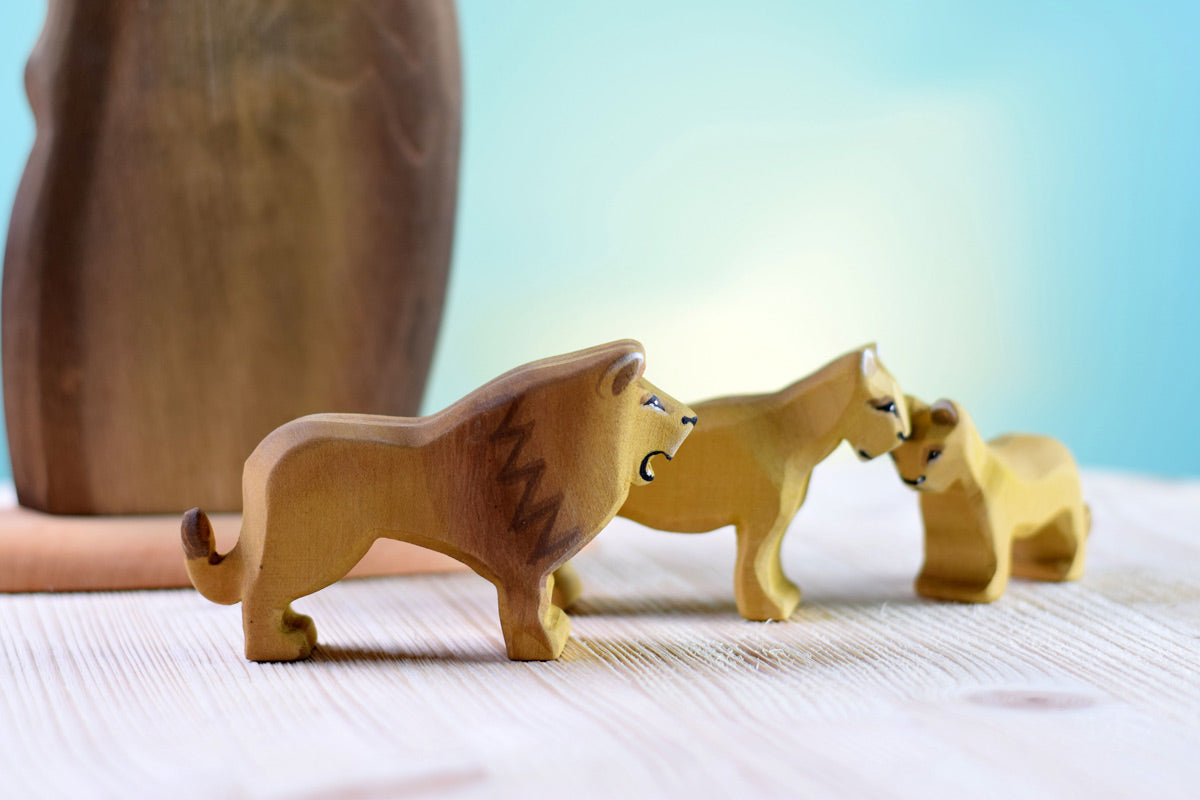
[640,450,671,482]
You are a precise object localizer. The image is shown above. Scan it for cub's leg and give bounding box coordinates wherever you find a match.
[734,500,803,621]
[496,574,572,661]
[916,520,1010,603]
[550,562,583,610]
[242,595,318,662]
[1012,506,1088,582]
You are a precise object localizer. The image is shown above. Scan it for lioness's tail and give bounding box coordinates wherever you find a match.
[181,508,242,605]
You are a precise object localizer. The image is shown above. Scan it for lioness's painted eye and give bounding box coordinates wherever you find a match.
[927,449,942,464]
[643,394,666,412]
[871,400,897,415]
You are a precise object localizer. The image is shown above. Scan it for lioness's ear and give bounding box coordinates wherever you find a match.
[930,399,960,427]
[601,351,645,396]
[861,345,879,378]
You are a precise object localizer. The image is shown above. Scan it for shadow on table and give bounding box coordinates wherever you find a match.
[310,642,511,665]
[567,595,741,617]
[567,586,922,618]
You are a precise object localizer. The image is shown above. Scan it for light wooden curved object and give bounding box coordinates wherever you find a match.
[565,345,910,621]
[891,396,1090,603]
[3,1,461,514]
[182,341,697,662]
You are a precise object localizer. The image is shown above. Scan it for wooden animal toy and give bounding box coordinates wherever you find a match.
[890,396,1089,603]
[181,340,697,662]
[557,345,910,621]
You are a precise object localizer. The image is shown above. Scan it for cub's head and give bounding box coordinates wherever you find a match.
[595,344,697,487]
[890,397,973,492]
[846,345,911,462]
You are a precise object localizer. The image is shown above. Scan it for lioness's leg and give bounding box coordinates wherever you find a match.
[496,575,571,661]
[550,562,583,610]
[242,595,318,662]
[734,510,802,621]
[1012,508,1087,582]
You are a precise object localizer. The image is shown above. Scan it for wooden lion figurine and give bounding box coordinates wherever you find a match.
[181,340,697,662]
[890,396,1089,603]
[557,345,910,621]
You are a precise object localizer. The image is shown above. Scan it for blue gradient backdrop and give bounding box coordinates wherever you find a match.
[2,2,1197,477]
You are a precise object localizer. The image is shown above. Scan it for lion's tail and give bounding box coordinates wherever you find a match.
[181,508,243,605]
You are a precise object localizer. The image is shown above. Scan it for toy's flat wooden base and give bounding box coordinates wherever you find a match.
[0,505,464,593]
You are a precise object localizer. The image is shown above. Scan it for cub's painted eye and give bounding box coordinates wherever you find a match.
[926,449,942,464]
[643,394,666,412]
[871,400,897,415]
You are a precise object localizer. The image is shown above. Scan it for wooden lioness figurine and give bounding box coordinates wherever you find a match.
[891,397,1089,603]
[558,345,909,621]
[181,340,696,662]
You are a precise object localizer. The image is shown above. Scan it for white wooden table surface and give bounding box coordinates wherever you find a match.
[1,458,1197,799]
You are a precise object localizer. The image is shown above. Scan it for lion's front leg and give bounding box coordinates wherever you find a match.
[733,514,802,621]
[496,574,572,661]
[916,518,1009,603]
[732,481,805,622]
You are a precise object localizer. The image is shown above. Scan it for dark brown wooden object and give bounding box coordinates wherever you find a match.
[3,1,461,514]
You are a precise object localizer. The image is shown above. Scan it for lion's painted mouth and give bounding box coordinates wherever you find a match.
[639,450,671,482]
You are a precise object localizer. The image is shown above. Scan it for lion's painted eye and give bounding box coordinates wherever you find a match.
[926,449,942,464]
[642,394,666,412]
[871,399,898,416]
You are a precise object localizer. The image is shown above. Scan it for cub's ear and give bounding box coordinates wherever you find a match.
[601,351,645,397]
[930,399,960,428]
[861,345,879,377]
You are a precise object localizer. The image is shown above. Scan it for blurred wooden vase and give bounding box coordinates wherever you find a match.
[2,1,462,515]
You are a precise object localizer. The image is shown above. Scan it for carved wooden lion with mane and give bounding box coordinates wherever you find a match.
[182,340,696,661]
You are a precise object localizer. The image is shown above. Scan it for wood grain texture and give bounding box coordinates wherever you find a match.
[892,397,1089,602]
[183,341,697,661]
[1,463,1197,798]
[2,0,461,514]
[597,345,910,621]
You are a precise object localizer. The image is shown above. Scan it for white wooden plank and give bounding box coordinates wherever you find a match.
[0,463,1197,798]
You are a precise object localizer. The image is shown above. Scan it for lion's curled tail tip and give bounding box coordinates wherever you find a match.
[182,507,220,563]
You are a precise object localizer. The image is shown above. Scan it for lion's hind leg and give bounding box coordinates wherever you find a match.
[1012,506,1088,582]
[496,575,571,661]
[242,594,319,662]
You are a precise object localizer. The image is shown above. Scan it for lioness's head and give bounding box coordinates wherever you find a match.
[845,345,911,462]
[890,396,973,492]
[595,344,697,487]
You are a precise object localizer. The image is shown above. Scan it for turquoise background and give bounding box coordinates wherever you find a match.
[2,2,1198,478]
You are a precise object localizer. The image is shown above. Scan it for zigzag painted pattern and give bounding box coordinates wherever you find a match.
[490,399,582,566]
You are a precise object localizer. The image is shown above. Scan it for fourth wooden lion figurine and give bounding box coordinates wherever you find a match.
[181,340,696,662]
[890,396,1089,603]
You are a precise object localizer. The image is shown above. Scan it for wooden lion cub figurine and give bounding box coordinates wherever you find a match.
[891,397,1089,603]
[181,340,696,662]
